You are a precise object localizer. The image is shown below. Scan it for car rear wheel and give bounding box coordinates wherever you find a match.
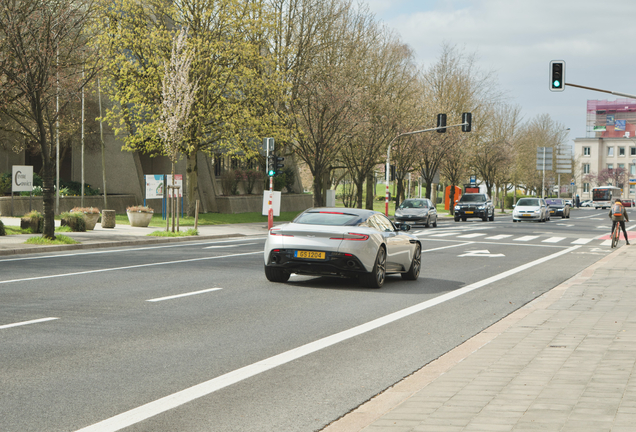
[401,244,421,280]
[360,247,386,288]
[264,265,290,283]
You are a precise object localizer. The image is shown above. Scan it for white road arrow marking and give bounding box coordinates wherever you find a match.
[458,249,505,258]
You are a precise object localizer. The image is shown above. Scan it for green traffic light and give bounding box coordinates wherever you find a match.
[268,170,275,176]
[553,80,561,88]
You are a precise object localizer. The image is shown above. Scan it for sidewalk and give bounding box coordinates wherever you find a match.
[0,216,269,256]
[324,244,636,432]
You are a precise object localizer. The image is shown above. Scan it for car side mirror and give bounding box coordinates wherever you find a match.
[512,204,516,208]
[396,223,411,231]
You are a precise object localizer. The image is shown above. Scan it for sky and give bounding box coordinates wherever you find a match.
[358,0,636,144]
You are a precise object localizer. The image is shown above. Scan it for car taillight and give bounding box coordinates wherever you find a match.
[330,232,369,241]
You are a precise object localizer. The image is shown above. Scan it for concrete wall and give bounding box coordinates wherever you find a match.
[215,193,313,214]
[0,195,138,217]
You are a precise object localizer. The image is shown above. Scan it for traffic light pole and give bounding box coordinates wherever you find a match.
[385,121,470,216]
[268,175,274,230]
[565,82,636,99]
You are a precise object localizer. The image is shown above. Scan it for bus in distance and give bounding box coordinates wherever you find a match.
[592,186,622,209]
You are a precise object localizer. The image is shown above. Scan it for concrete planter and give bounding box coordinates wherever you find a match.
[127,211,153,227]
[84,213,100,230]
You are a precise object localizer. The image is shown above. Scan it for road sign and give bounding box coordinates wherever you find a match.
[630,178,636,185]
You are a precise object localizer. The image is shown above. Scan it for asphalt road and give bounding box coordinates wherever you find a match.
[0,208,626,432]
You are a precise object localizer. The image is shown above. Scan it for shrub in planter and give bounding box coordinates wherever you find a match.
[60,211,86,232]
[71,207,100,230]
[220,170,238,196]
[126,205,154,227]
[20,210,44,233]
[0,220,5,236]
[245,170,264,194]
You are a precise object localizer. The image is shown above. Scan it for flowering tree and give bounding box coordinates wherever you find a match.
[0,0,98,238]
[158,28,198,184]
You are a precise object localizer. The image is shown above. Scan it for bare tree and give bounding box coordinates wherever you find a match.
[471,104,521,197]
[158,28,198,184]
[0,0,98,238]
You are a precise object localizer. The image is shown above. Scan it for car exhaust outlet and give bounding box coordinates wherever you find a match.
[347,260,356,267]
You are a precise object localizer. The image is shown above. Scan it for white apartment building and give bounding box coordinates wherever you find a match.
[574,99,636,200]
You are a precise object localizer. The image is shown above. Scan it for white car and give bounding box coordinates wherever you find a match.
[264,208,422,288]
[512,198,550,222]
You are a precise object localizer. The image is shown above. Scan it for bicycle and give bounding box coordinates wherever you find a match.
[611,222,620,248]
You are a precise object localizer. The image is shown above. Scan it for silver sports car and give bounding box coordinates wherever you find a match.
[264,208,422,288]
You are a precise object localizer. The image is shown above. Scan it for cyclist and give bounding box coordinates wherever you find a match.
[609,198,630,245]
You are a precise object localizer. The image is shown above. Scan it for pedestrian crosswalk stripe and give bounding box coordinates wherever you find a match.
[457,233,487,238]
[485,234,512,240]
[600,240,612,246]
[543,237,565,243]
[514,235,540,241]
[571,238,593,244]
[430,232,461,237]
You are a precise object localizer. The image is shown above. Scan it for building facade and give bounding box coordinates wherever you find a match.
[574,99,636,200]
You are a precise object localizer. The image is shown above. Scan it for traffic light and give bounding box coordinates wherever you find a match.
[436,113,447,133]
[550,60,565,91]
[462,112,472,132]
[267,152,276,176]
[275,156,285,174]
[390,165,396,181]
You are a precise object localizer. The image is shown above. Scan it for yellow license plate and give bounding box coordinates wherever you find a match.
[295,250,326,259]
[550,210,555,213]
[465,211,473,214]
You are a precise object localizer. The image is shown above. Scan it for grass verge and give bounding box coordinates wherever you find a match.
[147,228,199,237]
[24,235,79,245]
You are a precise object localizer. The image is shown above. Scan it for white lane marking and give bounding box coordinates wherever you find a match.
[458,250,505,258]
[573,214,598,219]
[456,233,486,239]
[74,245,580,432]
[514,236,539,242]
[571,238,593,245]
[484,234,512,240]
[0,252,262,285]
[421,242,473,253]
[203,243,258,249]
[0,237,266,263]
[543,237,565,243]
[600,240,612,246]
[0,317,58,330]
[147,288,223,302]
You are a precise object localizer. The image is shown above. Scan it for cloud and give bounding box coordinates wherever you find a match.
[360,0,636,139]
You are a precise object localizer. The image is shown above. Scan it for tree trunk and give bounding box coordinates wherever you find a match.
[365,172,374,210]
[312,174,324,207]
[186,153,198,217]
[355,178,364,209]
[42,163,56,239]
[449,184,456,216]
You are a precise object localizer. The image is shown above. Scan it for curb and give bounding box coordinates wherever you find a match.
[0,233,266,257]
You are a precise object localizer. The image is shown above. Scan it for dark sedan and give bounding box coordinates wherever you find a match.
[394,198,438,227]
[545,198,570,218]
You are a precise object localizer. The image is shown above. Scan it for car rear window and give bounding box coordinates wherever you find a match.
[459,194,486,202]
[293,211,362,226]
[545,199,563,205]
[517,198,540,206]
[399,200,428,209]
